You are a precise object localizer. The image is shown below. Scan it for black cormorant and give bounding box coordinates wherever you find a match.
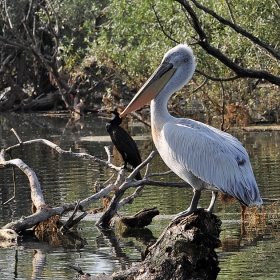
[99,111,142,180]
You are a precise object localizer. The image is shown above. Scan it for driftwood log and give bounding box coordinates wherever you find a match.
[2,131,224,279]
[113,209,221,280]
[120,207,159,228]
[0,133,191,231]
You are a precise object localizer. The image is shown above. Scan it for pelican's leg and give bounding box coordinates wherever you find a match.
[206,191,218,213]
[172,189,201,220]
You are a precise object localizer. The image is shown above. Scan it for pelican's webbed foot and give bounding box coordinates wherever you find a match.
[172,190,218,221]
[172,189,202,221]
[172,207,204,221]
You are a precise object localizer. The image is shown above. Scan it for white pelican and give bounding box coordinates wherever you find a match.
[120,44,263,219]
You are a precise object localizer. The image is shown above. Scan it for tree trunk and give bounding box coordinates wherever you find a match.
[113,209,221,280]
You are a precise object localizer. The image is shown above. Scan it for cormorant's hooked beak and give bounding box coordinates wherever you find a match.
[119,62,176,118]
[98,111,113,120]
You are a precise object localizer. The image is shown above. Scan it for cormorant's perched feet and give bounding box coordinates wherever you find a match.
[122,163,128,170]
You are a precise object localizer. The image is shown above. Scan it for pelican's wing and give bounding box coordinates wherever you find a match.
[162,119,262,206]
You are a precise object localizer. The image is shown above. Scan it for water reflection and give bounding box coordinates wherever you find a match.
[0,113,280,279]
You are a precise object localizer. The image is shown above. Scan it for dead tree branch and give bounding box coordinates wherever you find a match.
[0,150,46,209]
[0,1,73,110]
[0,134,190,232]
[151,5,180,44]
[60,201,87,233]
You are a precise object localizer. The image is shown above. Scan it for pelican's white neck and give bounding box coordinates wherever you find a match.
[150,91,173,131]
[151,45,195,130]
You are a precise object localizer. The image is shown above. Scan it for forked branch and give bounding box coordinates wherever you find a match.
[0,133,190,232]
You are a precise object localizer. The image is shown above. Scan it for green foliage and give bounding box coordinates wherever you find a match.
[93,0,277,74]
[2,0,280,121]
[90,0,280,123]
[57,0,108,71]
[91,0,191,86]
[200,0,280,71]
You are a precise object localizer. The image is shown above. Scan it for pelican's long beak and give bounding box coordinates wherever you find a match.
[119,61,176,118]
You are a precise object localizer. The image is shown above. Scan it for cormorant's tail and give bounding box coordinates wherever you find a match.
[135,172,142,180]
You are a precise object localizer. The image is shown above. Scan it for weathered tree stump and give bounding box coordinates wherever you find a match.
[113,209,222,280]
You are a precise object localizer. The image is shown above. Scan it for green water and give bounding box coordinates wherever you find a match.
[0,113,279,279]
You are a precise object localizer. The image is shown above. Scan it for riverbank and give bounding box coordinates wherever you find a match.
[238,124,280,132]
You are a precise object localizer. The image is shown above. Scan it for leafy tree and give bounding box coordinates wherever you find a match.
[94,0,280,126]
[0,0,106,111]
[1,0,280,126]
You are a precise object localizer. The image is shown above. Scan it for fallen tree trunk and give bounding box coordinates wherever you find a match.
[20,92,60,111]
[0,132,190,232]
[120,206,159,228]
[113,210,221,280]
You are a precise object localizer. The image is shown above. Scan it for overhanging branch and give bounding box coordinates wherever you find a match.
[176,0,280,86]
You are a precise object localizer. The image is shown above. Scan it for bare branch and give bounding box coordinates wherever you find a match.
[152,5,180,44]
[0,51,18,75]
[4,0,13,28]
[3,164,17,205]
[274,0,280,9]
[118,185,144,208]
[188,0,280,60]
[224,0,236,24]
[176,0,280,86]
[4,138,121,172]
[195,69,240,82]
[0,151,46,209]
[104,145,113,163]
[60,201,88,233]
[0,134,190,231]
[10,128,22,143]
[146,169,173,178]
[24,0,34,22]
[192,77,208,93]
[100,174,115,189]
[0,35,31,52]
[39,0,60,57]
[0,1,73,111]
